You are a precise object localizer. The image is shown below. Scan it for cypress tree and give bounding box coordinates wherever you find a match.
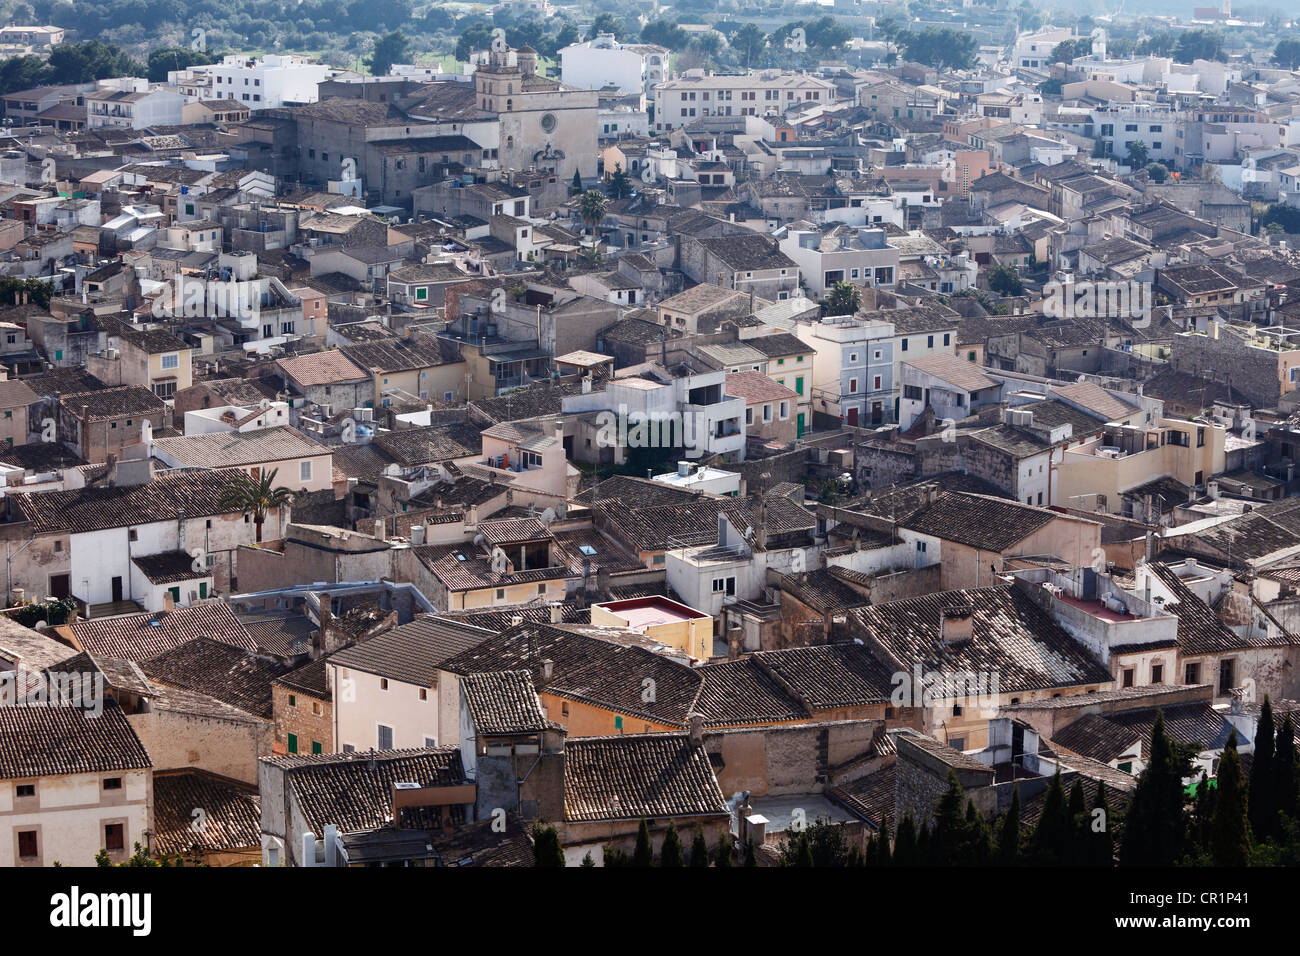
[1250,697,1276,839]
[743,839,757,867]
[1068,778,1088,856]
[1120,710,1187,865]
[659,823,685,867]
[915,819,933,865]
[714,833,734,868]
[964,800,993,865]
[892,812,918,865]
[863,835,878,866]
[571,169,582,194]
[1211,731,1252,866]
[876,815,892,865]
[790,831,815,867]
[581,851,595,867]
[998,783,1021,865]
[1276,713,1297,823]
[932,770,967,861]
[1030,768,1070,865]
[631,819,653,867]
[531,824,566,867]
[689,825,710,867]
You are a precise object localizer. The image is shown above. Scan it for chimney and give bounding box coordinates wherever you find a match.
[549,604,563,624]
[554,420,564,444]
[162,590,175,613]
[940,601,973,645]
[688,713,704,746]
[374,517,386,541]
[540,658,554,681]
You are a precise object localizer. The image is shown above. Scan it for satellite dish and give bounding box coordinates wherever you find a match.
[539,507,556,526]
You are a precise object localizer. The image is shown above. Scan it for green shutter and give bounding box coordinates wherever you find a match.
[795,376,804,395]
[287,734,298,754]
[199,582,207,599]
[614,715,623,731]
[169,586,180,603]
[312,741,322,754]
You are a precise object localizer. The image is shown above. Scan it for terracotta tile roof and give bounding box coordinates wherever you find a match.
[273,657,331,700]
[68,603,258,663]
[851,584,1114,695]
[6,468,258,535]
[780,568,871,614]
[902,353,997,391]
[59,385,167,421]
[263,747,469,835]
[153,425,329,470]
[1052,381,1139,422]
[0,700,150,778]
[373,422,482,465]
[900,491,1058,552]
[460,669,550,736]
[151,769,261,856]
[141,637,291,719]
[276,349,368,387]
[440,622,703,727]
[751,643,895,709]
[477,515,551,546]
[131,550,208,585]
[725,370,798,404]
[329,617,493,686]
[695,657,810,727]
[563,733,729,823]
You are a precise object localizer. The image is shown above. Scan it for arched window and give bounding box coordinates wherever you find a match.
[506,135,514,149]
[506,99,513,111]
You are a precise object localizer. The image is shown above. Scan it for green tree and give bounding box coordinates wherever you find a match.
[1274,38,1300,70]
[1136,32,1178,57]
[631,819,653,867]
[659,823,685,867]
[931,770,968,862]
[1210,731,1252,866]
[689,826,710,867]
[1275,713,1297,823]
[784,831,815,866]
[641,19,689,50]
[998,783,1021,865]
[1121,710,1190,865]
[1250,697,1277,840]
[731,23,766,67]
[367,30,409,78]
[901,27,978,70]
[1174,29,1225,64]
[218,467,294,543]
[147,47,217,84]
[987,264,1024,297]
[609,164,632,199]
[580,851,595,867]
[876,816,891,864]
[571,168,583,195]
[579,189,607,236]
[589,12,625,42]
[1029,768,1071,865]
[892,812,918,865]
[714,832,734,867]
[531,824,566,866]
[456,22,495,63]
[1146,162,1169,183]
[824,280,861,316]
[1125,140,1149,169]
[743,838,757,867]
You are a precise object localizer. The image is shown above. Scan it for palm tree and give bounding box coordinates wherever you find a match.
[218,468,295,543]
[579,189,607,237]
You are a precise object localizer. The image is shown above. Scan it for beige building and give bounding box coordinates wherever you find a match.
[151,425,334,493]
[1056,419,1226,516]
[1,704,152,867]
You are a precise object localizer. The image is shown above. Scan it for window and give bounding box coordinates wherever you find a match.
[948,737,966,751]
[299,461,312,482]
[18,830,38,858]
[104,823,125,852]
[1151,663,1164,685]
[312,701,322,716]
[160,353,179,370]
[378,724,394,749]
[424,737,437,749]
[311,741,322,754]
[419,688,428,701]
[128,529,138,542]
[102,777,122,791]
[953,702,963,716]
[288,694,296,708]
[779,401,789,419]
[1122,668,1135,688]
[16,784,34,798]
[379,678,389,691]
[900,339,908,351]
[1185,662,1201,685]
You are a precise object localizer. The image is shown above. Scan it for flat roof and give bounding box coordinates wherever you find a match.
[594,595,711,628]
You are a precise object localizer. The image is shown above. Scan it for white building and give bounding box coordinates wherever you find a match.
[194,55,332,108]
[653,69,838,133]
[1012,28,1075,70]
[86,79,184,130]
[561,35,669,102]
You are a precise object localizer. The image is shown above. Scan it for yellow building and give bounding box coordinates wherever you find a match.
[590,596,713,662]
